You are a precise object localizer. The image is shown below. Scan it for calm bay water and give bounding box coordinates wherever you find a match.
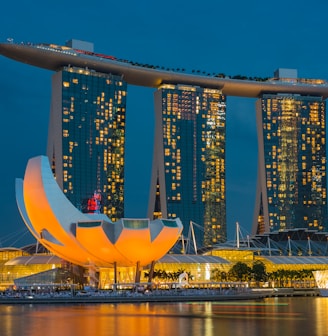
[1,297,328,336]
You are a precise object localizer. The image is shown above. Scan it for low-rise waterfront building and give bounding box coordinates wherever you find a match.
[2,228,328,290]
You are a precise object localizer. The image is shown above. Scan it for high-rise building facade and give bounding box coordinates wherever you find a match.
[253,93,327,234]
[47,66,127,221]
[4,41,328,252]
[148,84,226,248]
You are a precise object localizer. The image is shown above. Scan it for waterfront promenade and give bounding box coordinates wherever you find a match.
[0,287,319,304]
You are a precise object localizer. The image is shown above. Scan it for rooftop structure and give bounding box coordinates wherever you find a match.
[1,41,328,97]
[213,228,328,257]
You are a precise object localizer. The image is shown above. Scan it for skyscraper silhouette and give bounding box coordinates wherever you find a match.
[253,91,327,234]
[47,66,127,221]
[148,84,227,248]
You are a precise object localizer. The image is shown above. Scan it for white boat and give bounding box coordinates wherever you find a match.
[312,270,328,297]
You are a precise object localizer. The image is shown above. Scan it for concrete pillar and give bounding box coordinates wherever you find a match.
[135,261,141,283]
[147,260,156,283]
[113,262,117,291]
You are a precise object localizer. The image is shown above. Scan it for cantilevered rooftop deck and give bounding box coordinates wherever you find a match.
[2,42,328,98]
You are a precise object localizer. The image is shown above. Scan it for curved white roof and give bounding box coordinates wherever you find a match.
[16,156,183,267]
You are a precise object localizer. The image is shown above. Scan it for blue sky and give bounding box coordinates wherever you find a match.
[1,0,327,246]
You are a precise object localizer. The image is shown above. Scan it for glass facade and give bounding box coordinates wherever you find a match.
[150,84,226,248]
[48,67,127,221]
[255,94,327,233]
[0,249,61,290]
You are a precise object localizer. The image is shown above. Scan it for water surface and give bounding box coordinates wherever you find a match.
[1,297,328,336]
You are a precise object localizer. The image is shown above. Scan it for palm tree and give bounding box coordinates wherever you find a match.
[252,261,267,286]
[229,262,251,282]
[211,268,227,281]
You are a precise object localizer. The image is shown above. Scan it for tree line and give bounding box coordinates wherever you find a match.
[211,261,315,288]
[145,261,317,288]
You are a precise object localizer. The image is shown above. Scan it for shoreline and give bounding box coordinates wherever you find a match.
[0,293,267,305]
[0,288,320,304]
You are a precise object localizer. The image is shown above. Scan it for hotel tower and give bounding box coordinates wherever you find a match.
[2,41,328,248]
[148,84,227,248]
[47,42,127,221]
[253,70,327,234]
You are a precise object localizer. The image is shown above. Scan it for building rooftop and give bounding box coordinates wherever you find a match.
[1,41,328,98]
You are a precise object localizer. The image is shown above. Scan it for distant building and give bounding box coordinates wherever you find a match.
[148,84,227,248]
[47,66,127,221]
[253,93,327,234]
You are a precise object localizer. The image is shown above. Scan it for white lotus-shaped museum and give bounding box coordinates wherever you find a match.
[16,156,183,268]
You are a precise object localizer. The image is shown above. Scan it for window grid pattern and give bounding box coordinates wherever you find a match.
[261,94,327,232]
[160,86,226,247]
[60,67,127,221]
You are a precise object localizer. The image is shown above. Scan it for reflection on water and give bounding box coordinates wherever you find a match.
[314,297,328,335]
[1,297,328,336]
